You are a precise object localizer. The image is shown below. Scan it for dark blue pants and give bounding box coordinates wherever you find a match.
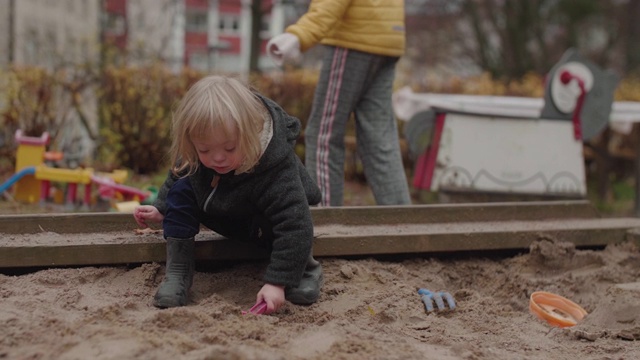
[162,178,272,248]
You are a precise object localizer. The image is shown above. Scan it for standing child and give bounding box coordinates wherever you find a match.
[134,75,323,314]
[267,0,412,207]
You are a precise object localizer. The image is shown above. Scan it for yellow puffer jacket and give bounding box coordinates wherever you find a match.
[285,0,405,57]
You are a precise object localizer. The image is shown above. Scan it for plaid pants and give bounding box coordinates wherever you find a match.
[304,46,411,206]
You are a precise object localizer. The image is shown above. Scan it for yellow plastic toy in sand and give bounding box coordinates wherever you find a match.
[529,291,588,328]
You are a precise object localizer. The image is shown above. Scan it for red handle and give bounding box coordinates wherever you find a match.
[559,70,586,140]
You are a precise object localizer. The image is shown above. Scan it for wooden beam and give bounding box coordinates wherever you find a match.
[0,200,599,234]
[2,217,640,268]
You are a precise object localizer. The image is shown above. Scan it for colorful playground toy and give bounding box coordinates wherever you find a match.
[0,130,150,208]
[418,288,456,312]
[394,49,625,198]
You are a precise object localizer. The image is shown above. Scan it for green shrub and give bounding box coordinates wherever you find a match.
[4,65,640,184]
[0,67,65,166]
[250,70,318,132]
[96,65,202,174]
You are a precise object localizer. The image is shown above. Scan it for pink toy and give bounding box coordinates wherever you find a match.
[242,300,267,315]
[91,175,150,201]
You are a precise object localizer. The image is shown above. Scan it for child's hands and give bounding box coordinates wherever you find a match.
[257,283,285,315]
[134,205,163,228]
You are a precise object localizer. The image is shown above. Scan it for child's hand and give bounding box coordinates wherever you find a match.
[257,283,285,315]
[134,205,163,228]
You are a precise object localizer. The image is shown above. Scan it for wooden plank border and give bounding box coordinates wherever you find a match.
[0,200,598,234]
[3,217,640,268]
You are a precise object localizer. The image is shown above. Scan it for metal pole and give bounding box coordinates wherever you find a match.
[634,124,640,216]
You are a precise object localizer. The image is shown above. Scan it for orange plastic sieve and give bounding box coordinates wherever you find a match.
[529,291,588,328]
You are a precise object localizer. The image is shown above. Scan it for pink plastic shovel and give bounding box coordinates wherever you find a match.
[242,300,267,315]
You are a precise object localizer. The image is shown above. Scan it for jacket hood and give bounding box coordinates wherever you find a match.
[248,93,301,175]
[212,93,301,181]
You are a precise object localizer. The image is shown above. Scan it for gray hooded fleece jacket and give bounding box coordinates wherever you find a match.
[154,94,322,288]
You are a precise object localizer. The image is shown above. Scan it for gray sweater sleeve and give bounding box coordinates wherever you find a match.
[251,155,314,287]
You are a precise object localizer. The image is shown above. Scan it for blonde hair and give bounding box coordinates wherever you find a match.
[169,75,267,177]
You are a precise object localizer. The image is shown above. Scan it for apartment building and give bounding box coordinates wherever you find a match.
[0,0,283,72]
[1,0,101,69]
[0,0,287,163]
[103,0,284,73]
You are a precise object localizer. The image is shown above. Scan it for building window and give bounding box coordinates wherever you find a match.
[186,11,208,32]
[260,14,270,38]
[105,13,126,35]
[188,50,208,71]
[219,13,240,34]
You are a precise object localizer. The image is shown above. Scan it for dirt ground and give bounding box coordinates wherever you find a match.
[1,235,639,360]
[2,182,640,359]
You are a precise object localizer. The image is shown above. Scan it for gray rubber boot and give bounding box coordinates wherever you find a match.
[153,237,195,308]
[286,255,323,305]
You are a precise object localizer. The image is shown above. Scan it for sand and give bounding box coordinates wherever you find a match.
[1,236,639,360]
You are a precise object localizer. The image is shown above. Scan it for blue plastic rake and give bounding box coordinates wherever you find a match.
[418,288,456,312]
